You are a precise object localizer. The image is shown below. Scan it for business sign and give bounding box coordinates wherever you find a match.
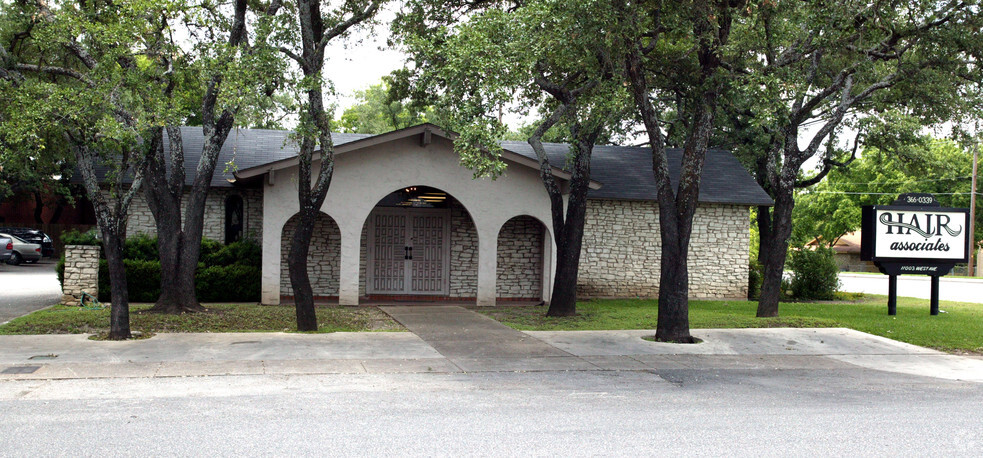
[871,208,969,261]
[861,193,971,275]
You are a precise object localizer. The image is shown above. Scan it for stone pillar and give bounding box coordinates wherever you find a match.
[62,245,101,306]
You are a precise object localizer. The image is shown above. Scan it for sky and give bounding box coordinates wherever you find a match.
[319,5,534,130]
[322,7,405,114]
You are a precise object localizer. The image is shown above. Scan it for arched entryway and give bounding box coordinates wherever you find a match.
[280,212,341,301]
[497,215,549,302]
[359,186,479,300]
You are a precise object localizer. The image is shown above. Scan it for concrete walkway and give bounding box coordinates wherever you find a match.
[1,306,982,382]
[380,305,583,372]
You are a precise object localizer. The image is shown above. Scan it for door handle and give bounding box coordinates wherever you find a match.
[404,246,413,260]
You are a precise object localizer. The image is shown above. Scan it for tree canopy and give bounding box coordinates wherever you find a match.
[337,79,432,134]
[794,135,981,249]
[711,0,983,317]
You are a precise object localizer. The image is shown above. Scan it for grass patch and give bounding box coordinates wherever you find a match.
[0,304,404,335]
[475,295,983,354]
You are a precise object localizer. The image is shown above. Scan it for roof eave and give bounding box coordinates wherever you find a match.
[233,123,602,190]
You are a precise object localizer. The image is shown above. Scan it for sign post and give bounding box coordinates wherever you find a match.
[861,193,971,315]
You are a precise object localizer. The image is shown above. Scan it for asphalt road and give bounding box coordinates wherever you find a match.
[839,273,983,304]
[1,368,981,456]
[0,258,61,323]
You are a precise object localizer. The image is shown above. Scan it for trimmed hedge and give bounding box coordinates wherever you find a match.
[59,232,262,303]
[196,264,261,302]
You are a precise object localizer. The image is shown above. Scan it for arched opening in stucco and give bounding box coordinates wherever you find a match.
[358,185,479,299]
[496,215,549,302]
[280,211,341,300]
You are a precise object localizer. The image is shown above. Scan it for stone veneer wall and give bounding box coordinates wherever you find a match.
[448,203,478,297]
[496,216,544,299]
[578,200,750,299]
[119,187,263,243]
[280,213,340,297]
[61,245,101,306]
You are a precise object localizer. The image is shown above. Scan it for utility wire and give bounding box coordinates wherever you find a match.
[816,176,972,186]
[805,191,982,196]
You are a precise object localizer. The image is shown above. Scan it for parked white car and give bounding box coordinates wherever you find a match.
[0,236,11,264]
[0,233,42,265]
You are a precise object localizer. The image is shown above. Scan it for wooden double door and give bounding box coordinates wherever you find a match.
[367,208,451,295]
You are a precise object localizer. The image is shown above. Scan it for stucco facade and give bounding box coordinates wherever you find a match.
[117,124,767,306]
[257,131,556,306]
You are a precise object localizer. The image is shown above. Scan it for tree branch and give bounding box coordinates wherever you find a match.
[13,63,96,87]
[316,1,382,55]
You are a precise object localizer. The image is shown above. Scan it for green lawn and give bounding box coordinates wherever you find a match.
[476,295,983,354]
[0,304,403,336]
[4,296,981,354]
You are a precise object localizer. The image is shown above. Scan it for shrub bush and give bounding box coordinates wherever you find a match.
[97,259,162,302]
[60,236,264,303]
[200,239,262,267]
[61,229,101,246]
[124,234,159,261]
[196,265,261,302]
[748,261,762,300]
[788,247,840,300]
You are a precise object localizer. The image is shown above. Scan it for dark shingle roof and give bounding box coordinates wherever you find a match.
[500,141,773,206]
[162,127,373,188]
[86,127,372,188]
[87,126,772,206]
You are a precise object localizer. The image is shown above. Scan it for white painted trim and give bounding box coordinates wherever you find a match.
[234,123,602,190]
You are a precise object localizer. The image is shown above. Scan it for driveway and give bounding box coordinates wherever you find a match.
[2,314,983,455]
[0,258,61,323]
[839,272,983,303]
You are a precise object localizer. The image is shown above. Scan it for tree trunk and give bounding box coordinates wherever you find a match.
[544,130,596,317]
[144,124,233,314]
[101,225,131,340]
[656,229,694,342]
[70,139,143,340]
[49,195,65,224]
[150,222,204,313]
[756,187,795,317]
[286,0,378,330]
[288,207,318,331]
[546,196,588,317]
[33,191,44,223]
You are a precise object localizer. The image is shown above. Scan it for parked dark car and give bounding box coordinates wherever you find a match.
[0,227,54,257]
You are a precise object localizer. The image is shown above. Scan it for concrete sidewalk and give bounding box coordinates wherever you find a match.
[1,307,982,382]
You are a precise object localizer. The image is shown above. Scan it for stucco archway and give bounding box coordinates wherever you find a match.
[279,211,341,301]
[357,186,480,300]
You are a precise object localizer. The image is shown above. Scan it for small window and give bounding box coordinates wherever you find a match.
[225,195,244,244]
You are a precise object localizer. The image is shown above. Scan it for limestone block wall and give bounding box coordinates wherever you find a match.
[61,245,101,306]
[448,204,478,297]
[578,200,750,299]
[280,213,340,297]
[119,188,263,243]
[496,216,544,299]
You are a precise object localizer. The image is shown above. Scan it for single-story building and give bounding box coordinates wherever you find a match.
[806,231,877,272]
[114,123,772,306]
